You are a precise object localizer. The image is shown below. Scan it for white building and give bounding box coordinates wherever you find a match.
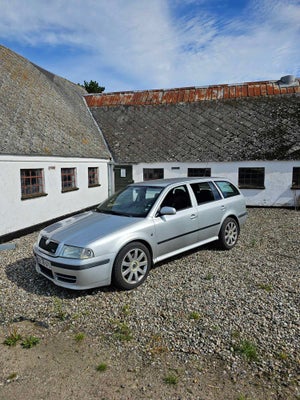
[0,45,111,240]
[86,78,300,208]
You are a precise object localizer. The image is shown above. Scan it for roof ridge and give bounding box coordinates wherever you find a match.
[85,78,300,107]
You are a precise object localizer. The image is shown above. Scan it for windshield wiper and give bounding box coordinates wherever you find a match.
[95,209,128,216]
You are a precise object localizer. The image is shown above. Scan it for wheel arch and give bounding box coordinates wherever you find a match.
[113,238,154,267]
[219,214,240,234]
[111,239,153,290]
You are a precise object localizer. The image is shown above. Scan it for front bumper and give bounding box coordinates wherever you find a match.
[33,246,114,290]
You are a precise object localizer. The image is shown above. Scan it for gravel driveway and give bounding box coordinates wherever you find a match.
[0,208,299,400]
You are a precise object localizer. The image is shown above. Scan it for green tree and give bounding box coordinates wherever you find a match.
[83,80,105,93]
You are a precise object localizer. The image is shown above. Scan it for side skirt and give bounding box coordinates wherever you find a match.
[153,236,218,264]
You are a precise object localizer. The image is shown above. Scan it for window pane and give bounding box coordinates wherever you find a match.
[143,168,164,181]
[61,168,77,191]
[88,167,99,186]
[292,167,300,188]
[188,168,211,177]
[238,168,265,189]
[20,169,44,198]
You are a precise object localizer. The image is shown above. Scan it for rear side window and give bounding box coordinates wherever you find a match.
[191,182,221,204]
[215,181,240,198]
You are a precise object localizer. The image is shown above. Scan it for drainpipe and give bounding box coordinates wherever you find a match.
[107,160,115,197]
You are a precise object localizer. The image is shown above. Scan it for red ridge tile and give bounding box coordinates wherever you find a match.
[84,78,300,106]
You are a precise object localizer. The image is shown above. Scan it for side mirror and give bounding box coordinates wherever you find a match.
[159,206,176,216]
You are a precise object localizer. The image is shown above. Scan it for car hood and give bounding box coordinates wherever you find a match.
[40,211,143,247]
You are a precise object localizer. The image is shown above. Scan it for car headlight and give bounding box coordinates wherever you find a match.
[61,245,94,259]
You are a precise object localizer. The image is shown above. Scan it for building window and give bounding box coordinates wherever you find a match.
[61,168,78,192]
[88,167,99,187]
[188,168,211,177]
[292,167,300,189]
[143,168,164,181]
[238,167,265,189]
[20,169,46,199]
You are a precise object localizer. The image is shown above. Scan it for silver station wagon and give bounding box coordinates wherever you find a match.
[33,178,247,290]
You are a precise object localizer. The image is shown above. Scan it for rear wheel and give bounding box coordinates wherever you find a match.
[112,242,151,290]
[218,217,239,249]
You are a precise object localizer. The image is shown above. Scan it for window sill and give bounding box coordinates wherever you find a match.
[21,193,48,201]
[291,186,300,190]
[239,186,265,190]
[61,187,79,193]
[88,184,101,188]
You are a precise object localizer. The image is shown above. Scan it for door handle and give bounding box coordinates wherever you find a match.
[221,205,226,211]
[190,214,197,219]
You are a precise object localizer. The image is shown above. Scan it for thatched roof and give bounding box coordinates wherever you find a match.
[0,45,110,159]
[87,80,300,163]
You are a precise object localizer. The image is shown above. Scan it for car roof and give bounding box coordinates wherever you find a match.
[130,177,227,188]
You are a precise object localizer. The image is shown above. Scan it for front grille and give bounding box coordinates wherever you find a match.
[39,236,59,254]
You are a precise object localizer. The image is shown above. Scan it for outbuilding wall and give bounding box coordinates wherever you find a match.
[132,160,300,208]
[0,155,109,238]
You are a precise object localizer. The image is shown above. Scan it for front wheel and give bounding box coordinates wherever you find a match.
[218,217,239,250]
[112,242,151,290]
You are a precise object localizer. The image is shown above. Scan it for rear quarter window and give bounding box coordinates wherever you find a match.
[215,181,240,198]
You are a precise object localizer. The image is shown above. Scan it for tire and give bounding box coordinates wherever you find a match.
[218,217,239,250]
[112,242,151,290]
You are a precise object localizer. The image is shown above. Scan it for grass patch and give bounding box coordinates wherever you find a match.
[204,272,214,281]
[53,297,68,321]
[74,332,85,343]
[257,283,273,292]
[276,351,289,361]
[3,330,40,349]
[189,311,201,321]
[3,329,22,346]
[96,362,108,372]
[231,330,241,339]
[21,335,40,349]
[122,304,131,316]
[234,340,258,362]
[113,321,132,341]
[164,373,178,385]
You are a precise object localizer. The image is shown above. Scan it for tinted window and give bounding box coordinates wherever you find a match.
[161,185,192,211]
[191,182,221,204]
[215,181,240,198]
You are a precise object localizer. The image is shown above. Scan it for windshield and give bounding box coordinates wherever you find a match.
[97,185,164,217]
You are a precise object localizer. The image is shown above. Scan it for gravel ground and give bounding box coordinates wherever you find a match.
[0,208,299,400]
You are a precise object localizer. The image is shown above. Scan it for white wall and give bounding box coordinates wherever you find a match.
[132,160,300,208]
[0,155,109,237]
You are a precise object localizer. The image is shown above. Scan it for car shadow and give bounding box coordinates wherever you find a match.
[5,256,117,299]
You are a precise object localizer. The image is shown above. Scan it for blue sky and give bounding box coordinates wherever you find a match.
[1,0,299,92]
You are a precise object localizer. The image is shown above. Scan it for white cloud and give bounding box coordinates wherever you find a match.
[0,0,299,90]
[165,0,300,87]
